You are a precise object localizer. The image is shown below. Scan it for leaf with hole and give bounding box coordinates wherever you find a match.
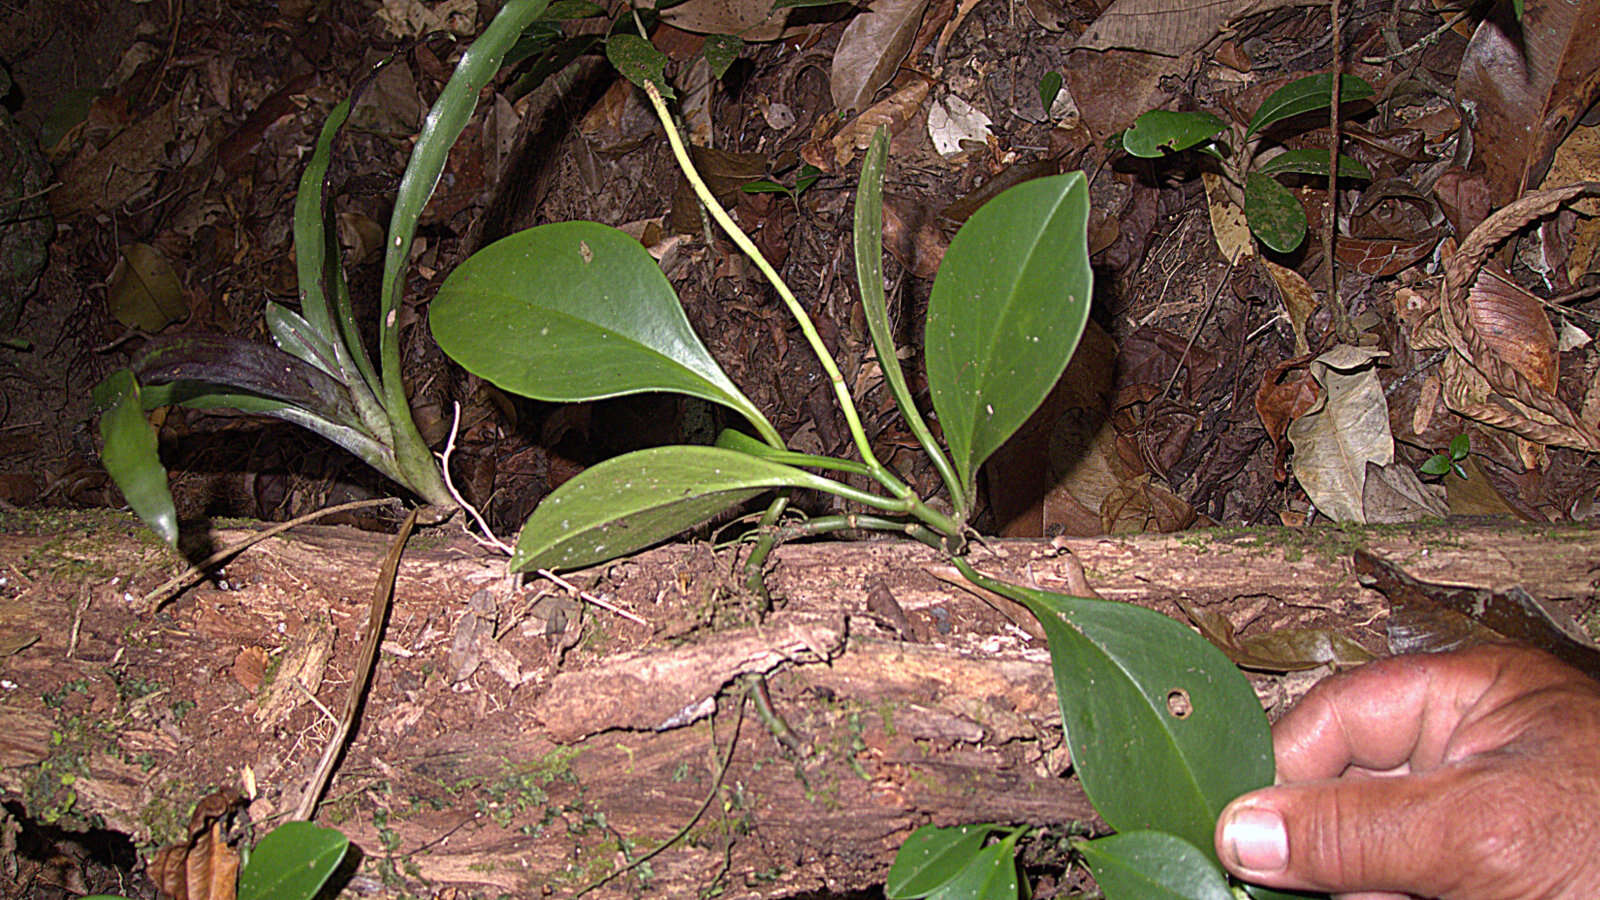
[886,824,1001,898]
[971,575,1272,864]
[431,221,777,443]
[1121,110,1227,158]
[238,822,349,900]
[511,446,843,571]
[1246,73,1374,137]
[92,370,177,545]
[1244,171,1308,253]
[925,173,1092,502]
[1074,831,1233,900]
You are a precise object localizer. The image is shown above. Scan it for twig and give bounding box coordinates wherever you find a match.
[1327,0,1353,343]
[138,498,401,613]
[292,507,419,822]
[1362,5,1475,64]
[536,568,650,627]
[1163,263,1233,399]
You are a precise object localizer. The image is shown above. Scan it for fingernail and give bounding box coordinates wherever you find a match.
[1221,805,1288,873]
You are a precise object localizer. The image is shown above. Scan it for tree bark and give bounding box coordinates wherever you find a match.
[1,511,1595,897]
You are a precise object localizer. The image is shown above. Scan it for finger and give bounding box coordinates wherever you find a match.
[1216,762,1559,898]
[1272,646,1534,782]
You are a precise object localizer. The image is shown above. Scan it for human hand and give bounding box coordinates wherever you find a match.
[1213,643,1600,899]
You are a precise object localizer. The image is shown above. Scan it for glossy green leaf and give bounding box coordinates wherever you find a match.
[1121,110,1227,158]
[1246,74,1374,137]
[606,33,674,99]
[1254,149,1371,180]
[93,370,177,545]
[1244,171,1308,253]
[715,428,872,477]
[886,824,1001,898]
[740,179,791,195]
[291,92,360,367]
[927,830,1025,900]
[511,446,841,571]
[855,127,964,510]
[702,34,743,79]
[238,821,349,900]
[379,0,550,506]
[975,577,1272,864]
[1420,453,1453,476]
[1449,432,1470,459]
[132,336,362,428]
[1074,831,1233,900]
[264,301,341,377]
[431,221,778,442]
[1038,71,1062,115]
[925,173,1092,501]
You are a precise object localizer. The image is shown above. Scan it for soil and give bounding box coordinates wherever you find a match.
[0,0,1598,897]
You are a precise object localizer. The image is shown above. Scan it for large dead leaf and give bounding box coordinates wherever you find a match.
[1455,0,1600,205]
[805,79,931,171]
[147,790,244,900]
[107,243,188,331]
[660,0,792,41]
[52,96,176,218]
[831,0,931,113]
[1286,344,1394,523]
[1073,0,1311,56]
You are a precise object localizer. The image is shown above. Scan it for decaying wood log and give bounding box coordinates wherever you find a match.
[1,510,1595,897]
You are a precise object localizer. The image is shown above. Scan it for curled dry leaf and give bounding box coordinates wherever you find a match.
[804,79,931,171]
[831,0,930,114]
[148,789,245,900]
[1285,345,1394,524]
[1432,183,1600,451]
[1259,257,1316,357]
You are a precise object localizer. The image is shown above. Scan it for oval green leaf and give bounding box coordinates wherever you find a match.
[1038,70,1062,116]
[925,173,1092,500]
[1244,171,1308,253]
[1121,110,1227,158]
[1074,831,1234,900]
[93,369,178,545]
[927,831,1024,900]
[977,578,1272,864]
[606,33,673,99]
[702,34,743,79]
[238,821,349,900]
[1254,148,1371,180]
[887,824,1000,898]
[511,445,839,571]
[1246,74,1375,137]
[430,221,775,440]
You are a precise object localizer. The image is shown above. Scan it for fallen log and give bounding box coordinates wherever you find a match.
[1,510,1595,897]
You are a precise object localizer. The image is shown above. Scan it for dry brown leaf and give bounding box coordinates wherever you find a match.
[1073,0,1310,56]
[1455,0,1600,205]
[1545,123,1600,216]
[148,790,244,900]
[1202,172,1253,265]
[52,96,176,217]
[659,0,791,40]
[1468,263,1558,394]
[1285,345,1394,524]
[832,0,930,113]
[808,79,931,171]
[107,242,188,332]
[1260,257,1315,356]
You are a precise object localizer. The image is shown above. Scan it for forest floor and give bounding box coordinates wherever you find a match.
[1,0,1598,896]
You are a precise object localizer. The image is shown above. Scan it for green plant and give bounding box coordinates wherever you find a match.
[430,34,1289,898]
[1121,73,1374,253]
[1420,433,1470,479]
[91,0,578,543]
[83,820,349,900]
[741,161,823,212]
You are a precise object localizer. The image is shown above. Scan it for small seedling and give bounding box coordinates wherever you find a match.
[1420,433,1470,479]
[1120,73,1374,253]
[741,162,823,212]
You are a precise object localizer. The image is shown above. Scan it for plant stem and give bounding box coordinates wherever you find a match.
[641,81,961,540]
